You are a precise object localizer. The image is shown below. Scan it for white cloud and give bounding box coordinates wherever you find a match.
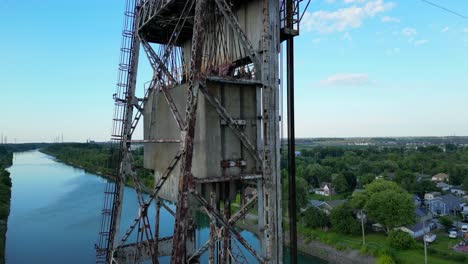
[441,27,449,33]
[301,0,395,33]
[381,16,400,23]
[414,39,428,46]
[401,27,417,37]
[464,28,468,33]
[320,73,369,86]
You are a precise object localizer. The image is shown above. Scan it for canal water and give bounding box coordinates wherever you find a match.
[6,150,326,263]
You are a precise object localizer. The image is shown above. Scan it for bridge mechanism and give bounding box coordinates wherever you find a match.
[95,0,307,263]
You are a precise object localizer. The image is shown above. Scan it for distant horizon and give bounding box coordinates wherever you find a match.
[3,135,468,144]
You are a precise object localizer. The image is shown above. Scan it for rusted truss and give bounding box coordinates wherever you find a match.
[99,0,285,264]
[192,191,265,263]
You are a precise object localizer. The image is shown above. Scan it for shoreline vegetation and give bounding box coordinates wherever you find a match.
[0,146,13,263]
[40,142,468,263]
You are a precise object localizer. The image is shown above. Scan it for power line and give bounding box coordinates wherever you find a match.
[420,0,468,20]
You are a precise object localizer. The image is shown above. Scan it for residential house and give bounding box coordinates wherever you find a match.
[424,192,441,202]
[427,194,462,216]
[309,199,346,215]
[431,173,449,182]
[399,221,432,238]
[314,182,335,197]
[398,207,435,238]
[450,188,466,196]
[415,208,432,222]
[436,182,452,191]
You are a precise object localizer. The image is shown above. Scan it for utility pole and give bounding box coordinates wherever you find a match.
[360,209,366,246]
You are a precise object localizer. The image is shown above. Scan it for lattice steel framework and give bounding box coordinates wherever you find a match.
[96,0,307,263]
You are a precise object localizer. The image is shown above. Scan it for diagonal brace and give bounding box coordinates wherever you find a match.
[141,39,177,85]
[229,193,258,225]
[191,191,265,263]
[214,0,261,68]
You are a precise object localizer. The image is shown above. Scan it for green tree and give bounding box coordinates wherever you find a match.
[358,173,375,187]
[332,173,349,194]
[301,206,329,229]
[296,177,309,210]
[411,180,437,198]
[351,180,415,232]
[387,230,415,250]
[330,203,361,235]
[463,177,468,192]
[365,189,415,232]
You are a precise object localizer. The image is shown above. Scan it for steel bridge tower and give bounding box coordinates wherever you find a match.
[96,0,305,263]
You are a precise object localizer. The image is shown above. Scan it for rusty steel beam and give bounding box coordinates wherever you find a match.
[187,240,210,263]
[129,139,181,143]
[141,41,186,130]
[161,85,186,130]
[118,151,182,247]
[154,200,161,264]
[222,197,231,263]
[141,39,177,84]
[209,190,216,264]
[114,236,173,263]
[229,193,258,225]
[160,200,175,217]
[192,191,265,263]
[171,0,208,262]
[194,174,262,184]
[213,0,261,68]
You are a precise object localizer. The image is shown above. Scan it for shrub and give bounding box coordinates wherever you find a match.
[301,206,329,229]
[330,203,361,235]
[377,254,396,264]
[387,230,415,250]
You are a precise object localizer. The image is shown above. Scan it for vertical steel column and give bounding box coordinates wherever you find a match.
[154,199,161,264]
[209,190,216,264]
[285,1,297,263]
[171,0,208,263]
[108,1,141,262]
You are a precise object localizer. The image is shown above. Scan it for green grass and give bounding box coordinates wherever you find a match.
[299,225,467,264]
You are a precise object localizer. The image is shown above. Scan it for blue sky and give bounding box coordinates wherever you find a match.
[0,0,467,142]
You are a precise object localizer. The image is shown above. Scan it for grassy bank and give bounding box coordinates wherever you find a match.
[40,143,154,190]
[298,225,467,264]
[0,146,13,263]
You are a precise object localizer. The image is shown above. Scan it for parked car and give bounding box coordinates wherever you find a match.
[449,230,458,238]
[461,225,468,233]
[424,234,437,243]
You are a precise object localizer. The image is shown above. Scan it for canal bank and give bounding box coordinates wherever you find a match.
[0,147,13,263]
[6,150,326,263]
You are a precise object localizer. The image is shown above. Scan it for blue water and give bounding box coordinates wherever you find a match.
[5,150,325,263]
